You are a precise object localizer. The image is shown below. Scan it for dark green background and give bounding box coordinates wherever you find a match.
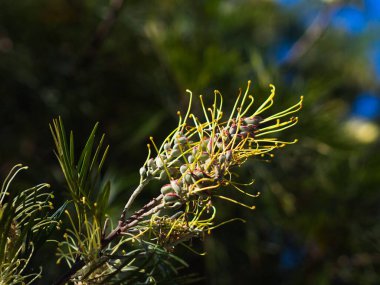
[1,0,380,284]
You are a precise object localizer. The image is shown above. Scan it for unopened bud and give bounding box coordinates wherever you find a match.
[176,136,188,145]
[239,125,250,132]
[159,170,167,180]
[164,143,171,151]
[229,124,237,135]
[244,116,262,125]
[170,179,182,194]
[139,166,147,177]
[161,184,174,195]
[226,150,233,162]
[155,156,165,169]
[199,151,209,162]
[184,173,193,184]
[180,165,188,174]
[164,193,180,203]
[147,158,156,169]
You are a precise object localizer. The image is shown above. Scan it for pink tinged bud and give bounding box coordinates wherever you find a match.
[192,169,204,180]
[214,165,222,180]
[247,124,256,131]
[239,125,250,132]
[207,139,213,153]
[180,165,188,174]
[229,124,237,135]
[170,179,182,194]
[218,154,226,164]
[164,192,180,203]
[200,138,209,150]
[244,116,262,125]
[239,131,249,138]
[226,150,233,162]
[199,151,209,162]
[160,184,174,195]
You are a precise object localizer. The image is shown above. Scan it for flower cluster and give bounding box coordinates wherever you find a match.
[127,81,303,246]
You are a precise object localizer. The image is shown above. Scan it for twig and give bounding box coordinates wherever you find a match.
[281,3,342,66]
[103,194,163,247]
[121,179,150,219]
[78,0,125,68]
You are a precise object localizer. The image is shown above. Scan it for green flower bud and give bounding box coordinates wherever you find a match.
[192,169,204,180]
[170,148,181,157]
[180,164,188,174]
[188,155,195,163]
[218,154,226,164]
[164,193,180,203]
[170,179,182,194]
[161,184,174,195]
[159,170,167,180]
[168,201,182,210]
[184,173,193,184]
[198,151,209,162]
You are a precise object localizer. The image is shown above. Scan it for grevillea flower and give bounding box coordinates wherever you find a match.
[124,81,303,247]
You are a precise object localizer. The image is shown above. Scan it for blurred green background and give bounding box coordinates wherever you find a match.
[1,0,380,284]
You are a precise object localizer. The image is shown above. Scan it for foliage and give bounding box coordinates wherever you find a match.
[0,165,56,284]
[1,0,380,284]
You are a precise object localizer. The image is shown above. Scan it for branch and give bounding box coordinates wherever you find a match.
[78,0,125,68]
[281,3,342,66]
